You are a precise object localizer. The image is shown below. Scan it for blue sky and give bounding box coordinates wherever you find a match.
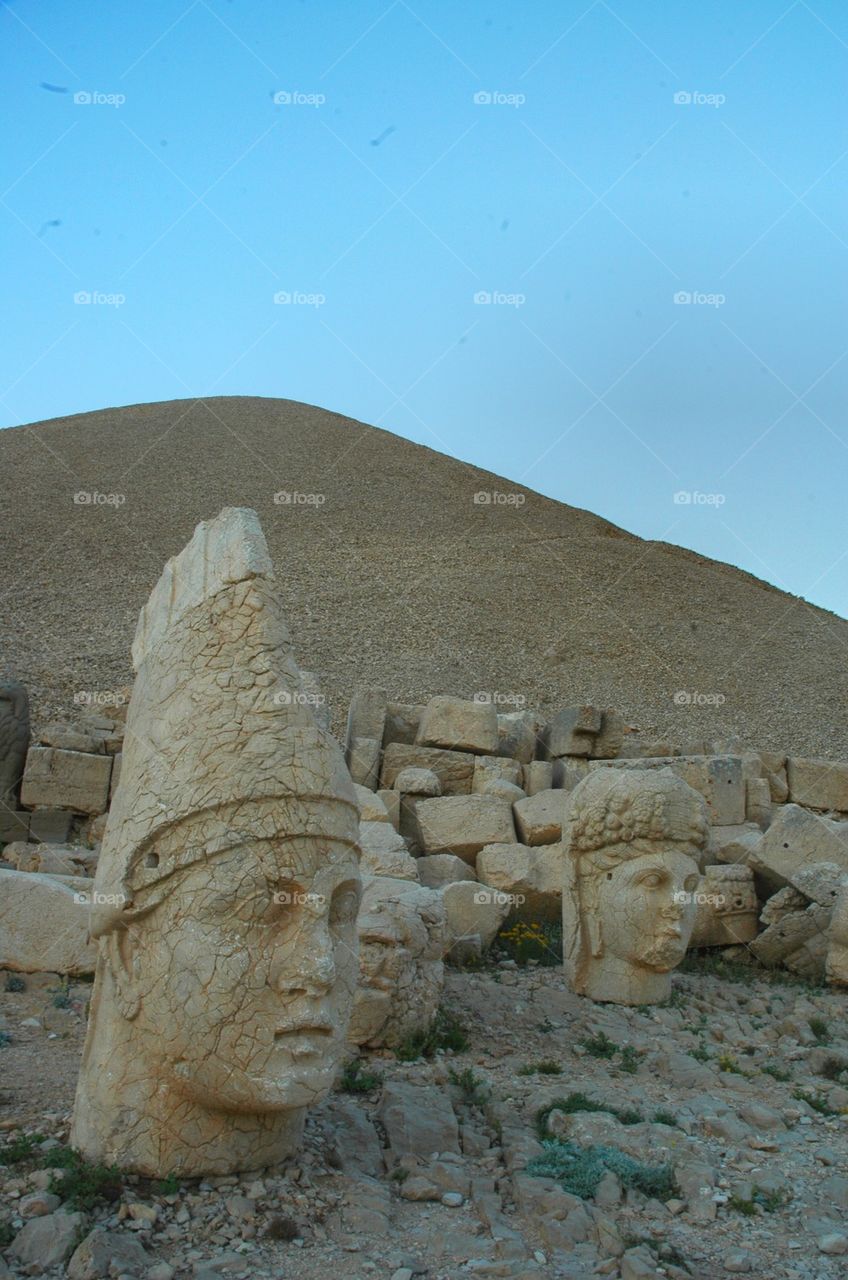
[2,1,847,617]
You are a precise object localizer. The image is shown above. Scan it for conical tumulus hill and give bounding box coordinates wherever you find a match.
[1,395,845,756]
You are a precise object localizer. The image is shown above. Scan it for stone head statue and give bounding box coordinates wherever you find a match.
[0,680,30,809]
[71,509,361,1176]
[349,876,447,1049]
[562,767,709,1004]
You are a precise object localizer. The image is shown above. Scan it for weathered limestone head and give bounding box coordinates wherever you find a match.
[348,876,447,1049]
[71,508,361,1177]
[562,767,709,1004]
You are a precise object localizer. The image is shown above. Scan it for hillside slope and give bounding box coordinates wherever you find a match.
[1,396,844,756]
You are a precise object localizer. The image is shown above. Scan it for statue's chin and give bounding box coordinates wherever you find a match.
[639,940,687,971]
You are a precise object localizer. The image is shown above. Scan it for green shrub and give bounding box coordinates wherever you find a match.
[579,1032,618,1059]
[527,1139,675,1200]
[339,1059,383,1094]
[535,1093,643,1139]
[394,1007,468,1061]
[651,1109,679,1127]
[44,1148,122,1209]
[448,1066,490,1106]
[809,1017,830,1044]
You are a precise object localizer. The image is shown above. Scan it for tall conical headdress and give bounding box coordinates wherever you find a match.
[90,507,358,935]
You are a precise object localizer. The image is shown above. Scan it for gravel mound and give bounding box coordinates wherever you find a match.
[1,395,845,756]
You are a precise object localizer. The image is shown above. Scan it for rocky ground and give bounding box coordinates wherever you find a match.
[1,955,847,1279]
[2,396,847,757]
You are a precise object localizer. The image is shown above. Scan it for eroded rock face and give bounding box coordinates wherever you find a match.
[562,767,709,1005]
[70,508,361,1177]
[349,876,446,1048]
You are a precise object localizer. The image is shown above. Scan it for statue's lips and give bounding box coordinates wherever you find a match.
[272,1021,334,1056]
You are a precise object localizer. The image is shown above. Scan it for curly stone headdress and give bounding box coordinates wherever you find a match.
[89,508,359,937]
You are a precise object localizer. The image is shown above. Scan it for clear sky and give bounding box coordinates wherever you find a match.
[2,1,847,618]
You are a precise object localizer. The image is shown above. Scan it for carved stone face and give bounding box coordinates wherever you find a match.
[123,838,360,1112]
[592,848,700,972]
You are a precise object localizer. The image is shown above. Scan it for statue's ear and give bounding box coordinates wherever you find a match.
[586,914,603,958]
[106,926,141,1021]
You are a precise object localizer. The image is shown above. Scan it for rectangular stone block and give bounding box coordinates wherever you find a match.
[28,808,74,844]
[543,706,602,759]
[589,709,625,760]
[496,710,544,764]
[20,746,112,816]
[414,795,517,864]
[0,810,29,844]
[523,761,553,796]
[347,736,382,790]
[513,790,566,846]
[382,702,425,748]
[787,757,848,814]
[749,803,848,891]
[346,688,388,746]
[416,696,498,755]
[381,742,475,795]
[587,756,745,825]
[472,755,522,794]
[376,788,401,830]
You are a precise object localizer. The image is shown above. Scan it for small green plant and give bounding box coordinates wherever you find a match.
[527,1139,675,1201]
[0,1132,46,1164]
[518,1059,562,1076]
[651,1109,678,1127]
[579,1032,618,1060]
[339,1059,383,1094]
[44,1147,122,1209]
[762,1063,791,1082]
[4,974,25,993]
[449,1066,490,1106]
[394,1006,468,1061]
[809,1017,830,1044]
[265,1215,299,1241]
[496,920,563,966]
[389,1167,409,1182]
[730,1184,791,1215]
[793,1088,839,1116]
[0,1222,14,1248]
[690,1044,710,1063]
[535,1093,643,1139]
[717,1053,753,1078]
[0,1031,11,1049]
[816,1056,847,1083]
[50,979,72,1010]
[154,1173,180,1196]
[618,1046,641,1075]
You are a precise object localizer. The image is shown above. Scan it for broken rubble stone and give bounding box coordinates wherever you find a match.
[587,755,745,825]
[10,1210,88,1268]
[523,760,553,795]
[827,880,848,986]
[476,841,563,922]
[0,680,29,809]
[21,746,112,815]
[416,853,478,889]
[345,687,388,749]
[381,742,475,795]
[787,756,848,813]
[513,789,566,846]
[496,709,544,763]
[376,788,400,829]
[353,783,390,822]
[347,735,382,789]
[482,778,525,802]
[66,1227,151,1280]
[382,701,424,747]
[749,804,848,891]
[415,794,516,863]
[745,777,772,828]
[358,820,418,880]
[441,878,510,956]
[28,807,74,844]
[416,695,498,755]
[689,864,759,948]
[472,754,522,793]
[589,709,626,760]
[0,869,95,974]
[379,1082,461,1161]
[394,766,441,796]
[544,705,602,759]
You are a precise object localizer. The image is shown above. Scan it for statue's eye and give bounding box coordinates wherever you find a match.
[641,873,663,889]
[330,886,360,926]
